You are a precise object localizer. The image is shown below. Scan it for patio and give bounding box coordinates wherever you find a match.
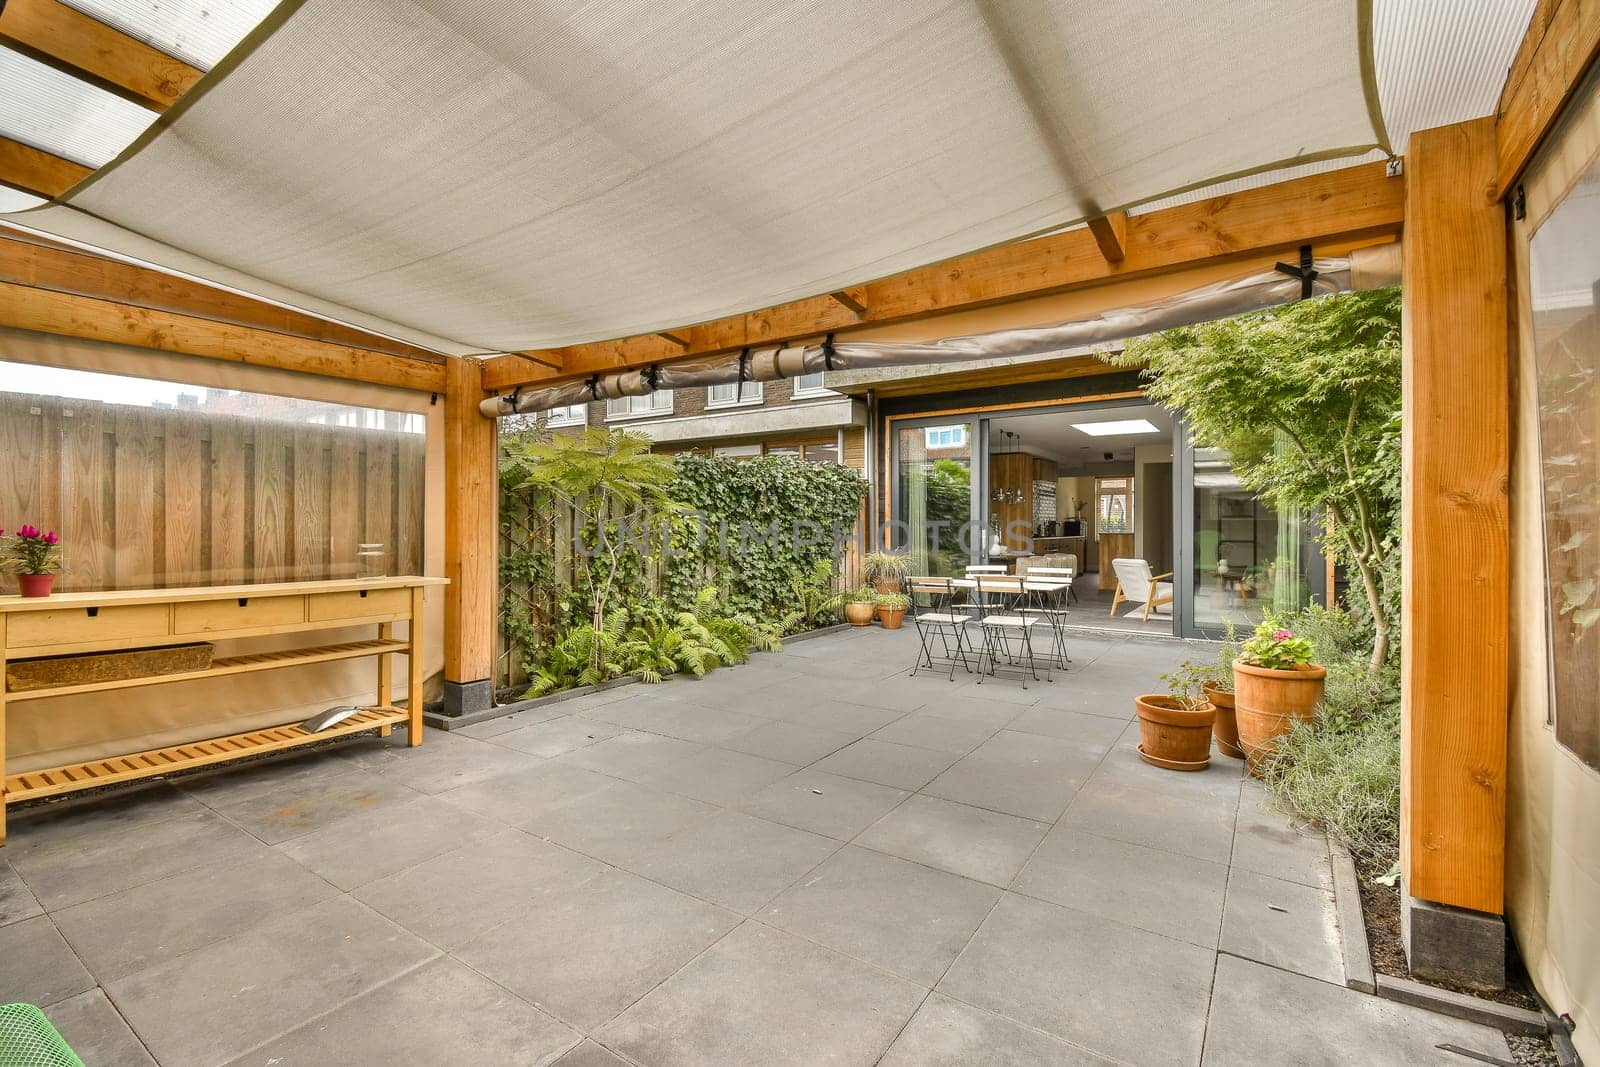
[1,629,1510,1066]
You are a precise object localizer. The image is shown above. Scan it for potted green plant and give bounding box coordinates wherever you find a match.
[1232,618,1326,773]
[1136,666,1216,771]
[862,550,911,596]
[5,524,62,598]
[1202,621,1245,759]
[875,591,909,630]
[842,585,877,627]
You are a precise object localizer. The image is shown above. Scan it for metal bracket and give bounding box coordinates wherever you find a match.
[1385,157,1404,179]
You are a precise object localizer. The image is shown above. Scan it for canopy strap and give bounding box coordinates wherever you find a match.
[823,333,837,371]
[737,347,750,382]
[1274,244,1318,299]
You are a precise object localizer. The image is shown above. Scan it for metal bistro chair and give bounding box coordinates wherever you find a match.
[908,576,975,680]
[1018,566,1074,668]
[971,574,1049,688]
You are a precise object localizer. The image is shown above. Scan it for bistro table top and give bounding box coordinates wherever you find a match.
[950,576,1072,591]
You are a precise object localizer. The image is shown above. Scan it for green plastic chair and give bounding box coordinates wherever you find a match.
[0,1004,85,1067]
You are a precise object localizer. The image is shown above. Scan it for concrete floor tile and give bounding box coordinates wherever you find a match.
[879,994,1118,1066]
[587,697,766,745]
[355,829,606,949]
[950,677,1043,707]
[597,921,924,1066]
[920,731,1097,822]
[641,747,799,806]
[0,915,92,1007]
[761,845,1000,986]
[768,697,907,735]
[813,738,958,791]
[1014,827,1228,948]
[1203,954,1512,1067]
[0,858,42,927]
[201,767,424,845]
[1231,784,1335,890]
[906,693,1024,730]
[1062,780,1237,864]
[52,849,338,981]
[489,714,623,757]
[622,811,840,915]
[231,958,579,1066]
[721,720,860,764]
[868,713,1000,754]
[556,731,706,780]
[45,989,157,1066]
[521,776,720,865]
[554,1039,636,1066]
[1089,745,1245,804]
[856,795,1047,886]
[456,867,740,1030]
[737,770,909,841]
[938,893,1214,1067]
[1004,705,1130,751]
[358,734,548,795]
[278,795,503,890]
[438,759,617,827]
[1219,867,1343,985]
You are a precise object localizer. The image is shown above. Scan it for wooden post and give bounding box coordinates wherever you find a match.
[1400,117,1510,984]
[443,356,497,715]
[408,585,426,744]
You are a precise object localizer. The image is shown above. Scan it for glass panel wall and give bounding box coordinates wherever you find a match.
[894,421,975,575]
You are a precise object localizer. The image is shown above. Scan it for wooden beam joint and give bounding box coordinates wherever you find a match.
[1087,210,1128,264]
[827,289,868,316]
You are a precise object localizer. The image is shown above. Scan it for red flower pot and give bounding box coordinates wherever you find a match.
[18,573,56,598]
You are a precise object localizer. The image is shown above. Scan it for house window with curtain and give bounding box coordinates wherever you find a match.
[792,371,833,397]
[605,391,673,419]
[1097,476,1134,533]
[707,381,762,407]
[544,403,587,427]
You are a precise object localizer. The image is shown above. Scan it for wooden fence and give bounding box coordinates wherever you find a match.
[0,393,425,593]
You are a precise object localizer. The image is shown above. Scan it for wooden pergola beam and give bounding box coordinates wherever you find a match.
[1495,0,1600,196]
[0,0,203,111]
[442,356,497,714]
[484,160,1404,392]
[1087,210,1128,264]
[0,231,447,364]
[0,135,90,200]
[0,281,447,393]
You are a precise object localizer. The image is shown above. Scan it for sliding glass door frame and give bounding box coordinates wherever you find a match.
[887,414,984,574]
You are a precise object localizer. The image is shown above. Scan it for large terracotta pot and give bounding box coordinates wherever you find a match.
[1203,682,1245,760]
[873,578,903,596]
[1232,659,1327,774]
[18,573,55,598]
[843,601,876,627]
[879,607,907,630]
[1134,694,1215,771]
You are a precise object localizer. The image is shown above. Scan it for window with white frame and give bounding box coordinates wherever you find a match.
[545,403,587,427]
[707,381,762,406]
[791,371,833,397]
[605,391,673,418]
[924,425,967,449]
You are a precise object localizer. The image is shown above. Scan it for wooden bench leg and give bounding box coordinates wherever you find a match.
[377,621,394,738]
[407,587,425,746]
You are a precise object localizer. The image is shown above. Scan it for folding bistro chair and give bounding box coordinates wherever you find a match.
[1018,566,1074,668]
[971,574,1049,688]
[907,576,975,680]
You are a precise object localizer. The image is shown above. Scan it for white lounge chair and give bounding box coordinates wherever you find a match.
[1109,558,1174,621]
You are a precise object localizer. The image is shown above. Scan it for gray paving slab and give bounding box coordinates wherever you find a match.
[907,692,1026,729]
[1061,779,1238,864]
[553,1040,636,1066]
[620,810,840,915]
[555,730,706,780]
[585,696,768,745]
[768,697,908,735]
[597,921,925,1066]
[856,794,1048,886]
[721,718,862,764]
[44,989,157,1067]
[1219,866,1344,985]
[354,731,550,795]
[0,858,42,927]
[276,794,503,890]
[1203,953,1513,1066]
[1003,705,1130,750]
[813,738,959,790]
[0,914,93,1007]
[920,730,1098,821]
[454,867,740,1030]
[737,769,909,841]
[228,957,580,1066]
[868,712,1001,754]
[1013,826,1228,947]
[1231,783,1335,890]
[490,714,625,757]
[879,993,1119,1066]
[437,759,617,827]
[640,746,799,805]
[520,776,721,866]
[196,766,424,844]
[52,848,339,981]
[938,892,1215,1067]
[104,896,438,1067]
[760,845,1000,985]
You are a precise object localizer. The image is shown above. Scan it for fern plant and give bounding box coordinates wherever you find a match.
[524,612,628,696]
[788,559,842,633]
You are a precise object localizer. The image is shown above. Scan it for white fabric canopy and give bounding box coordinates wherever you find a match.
[1,0,1531,354]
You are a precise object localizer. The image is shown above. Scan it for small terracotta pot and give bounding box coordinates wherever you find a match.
[1203,681,1245,760]
[1232,659,1327,775]
[18,573,56,598]
[1134,694,1215,771]
[879,607,906,630]
[843,601,876,627]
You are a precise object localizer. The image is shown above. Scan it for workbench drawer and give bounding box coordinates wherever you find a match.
[6,604,173,650]
[173,595,305,634]
[307,587,410,622]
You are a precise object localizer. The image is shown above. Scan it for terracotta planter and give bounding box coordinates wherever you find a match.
[879,607,906,630]
[18,573,55,598]
[1203,681,1245,760]
[873,577,904,596]
[1134,694,1215,771]
[843,601,876,627]
[1232,659,1327,774]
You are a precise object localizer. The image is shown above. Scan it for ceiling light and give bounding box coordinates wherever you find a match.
[1069,419,1159,437]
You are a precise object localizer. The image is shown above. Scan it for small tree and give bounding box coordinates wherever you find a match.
[1108,287,1402,673]
[503,427,677,676]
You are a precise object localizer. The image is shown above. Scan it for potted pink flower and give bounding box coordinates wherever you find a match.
[1232,618,1326,773]
[6,524,63,597]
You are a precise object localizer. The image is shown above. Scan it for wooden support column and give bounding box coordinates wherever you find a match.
[1400,117,1510,987]
[442,356,498,716]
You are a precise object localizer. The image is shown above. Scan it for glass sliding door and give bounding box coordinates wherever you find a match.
[893,420,978,576]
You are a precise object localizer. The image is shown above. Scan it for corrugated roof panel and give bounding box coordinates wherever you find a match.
[0,47,157,168]
[57,0,283,70]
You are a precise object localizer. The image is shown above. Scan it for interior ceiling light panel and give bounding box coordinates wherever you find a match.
[1071,420,1161,437]
[58,0,285,70]
[10,0,1380,352]
[0,47,157,167]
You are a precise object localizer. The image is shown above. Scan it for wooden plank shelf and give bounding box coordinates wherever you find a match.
[4,706,408,802]
[5,638,410,701]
